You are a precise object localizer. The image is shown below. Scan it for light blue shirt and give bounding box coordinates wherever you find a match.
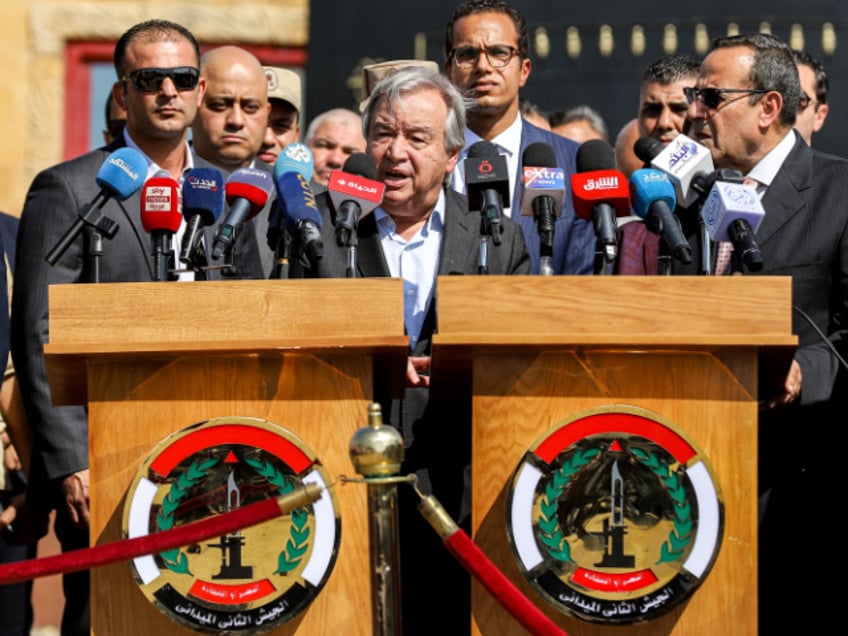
[375,190,445,350]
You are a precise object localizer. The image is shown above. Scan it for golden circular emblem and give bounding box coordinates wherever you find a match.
[122,417,340,633]
[507,405,724,624]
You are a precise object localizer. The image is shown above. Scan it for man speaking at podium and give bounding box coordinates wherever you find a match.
[686,32,848,632]
[294,66,529,632]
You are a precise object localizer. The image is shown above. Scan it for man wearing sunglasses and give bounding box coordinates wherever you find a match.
[688,32,848,633]
[792,49,830,147]
[12,19,264,635]
[444,0,595,276]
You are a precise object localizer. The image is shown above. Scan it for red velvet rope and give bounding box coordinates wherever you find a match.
[0,487,316,586]
[443,529,567,636]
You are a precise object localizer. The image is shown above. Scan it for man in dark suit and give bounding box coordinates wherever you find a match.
[444,0,595,275]
[295,66,529,634]
[11,20,262,635]
[686,32,848,632]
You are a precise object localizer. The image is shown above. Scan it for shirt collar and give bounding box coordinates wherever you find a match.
[375,189,446,237]
[463,112,523,157]
[746,129,796,188]
[122,127,195,182]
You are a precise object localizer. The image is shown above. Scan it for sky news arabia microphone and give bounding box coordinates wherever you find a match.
[45,147,148,267]
[633,134,715,208]
[140,173,182,281]
[465,141,509,247]
[328,153,385,248]
[570,139,631,273]
[211,167,274,260]
[701,180,765,272]
[629,168,692,265]
[180,167,225,271]
[275,169,323,270]
[520,141,565,275]
[269,142,315,256]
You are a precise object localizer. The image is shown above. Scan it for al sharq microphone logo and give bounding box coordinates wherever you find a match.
[584,175,621,191]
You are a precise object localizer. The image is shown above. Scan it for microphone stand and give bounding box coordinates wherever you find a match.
[46,202,120,283]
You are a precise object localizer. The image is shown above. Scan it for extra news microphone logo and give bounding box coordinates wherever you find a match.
[523,166,565,189]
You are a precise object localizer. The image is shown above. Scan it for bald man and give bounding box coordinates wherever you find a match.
[191,45,270,170]
[304,108,366,187]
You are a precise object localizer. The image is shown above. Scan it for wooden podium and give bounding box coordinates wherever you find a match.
[45,279,408,636]
[432,276,797,636]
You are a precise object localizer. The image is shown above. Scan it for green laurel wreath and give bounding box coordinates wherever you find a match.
[156,457,220,575]
[537,448,600,563]
[244,457,311,575]
[630,448,693,564]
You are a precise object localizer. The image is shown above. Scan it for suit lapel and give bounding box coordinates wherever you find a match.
[757,134,812,247]
[439,189,478,274]
[356,213,390,277]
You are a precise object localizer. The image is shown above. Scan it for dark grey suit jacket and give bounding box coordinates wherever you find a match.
[11,140,265,502]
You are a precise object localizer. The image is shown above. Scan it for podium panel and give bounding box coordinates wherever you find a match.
[433,276,796,636]
[46,280,407,636]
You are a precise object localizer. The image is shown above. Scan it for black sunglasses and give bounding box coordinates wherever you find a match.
[798,92,815,111]
[122,66,200,92]
[684,86,769,110]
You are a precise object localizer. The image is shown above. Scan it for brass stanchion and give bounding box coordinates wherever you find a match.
[349,403,404,635]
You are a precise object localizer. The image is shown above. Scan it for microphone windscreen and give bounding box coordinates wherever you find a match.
[633,137,665,164]
[96,147,147,201]
[629,169,677,219]
[576,139,617,172]
[468,140,500,160]
[183,168,225,226]
[140,176,182,233]
[276,171,323,233]
[342,153,377,180]
[225,167,273,210]
[273,143,315,182]
[522,141,557,168]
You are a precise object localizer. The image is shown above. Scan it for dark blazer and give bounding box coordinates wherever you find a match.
[749,131,848,632]
[303,187,531,351]
[11,140,265,499]
[513,120,596,275]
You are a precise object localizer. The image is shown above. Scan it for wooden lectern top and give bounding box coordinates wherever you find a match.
[434,275,798,348]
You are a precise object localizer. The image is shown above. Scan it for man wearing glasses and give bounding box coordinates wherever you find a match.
[687,32,848,633]
[444,0,595,275]
[792,49,830,147]
[12,19,261,635]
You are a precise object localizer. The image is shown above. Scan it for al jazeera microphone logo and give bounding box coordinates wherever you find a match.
[123,417,341,633]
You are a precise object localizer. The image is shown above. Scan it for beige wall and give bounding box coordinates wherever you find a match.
[0,0,308,217]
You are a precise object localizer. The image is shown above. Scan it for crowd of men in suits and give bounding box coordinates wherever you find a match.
[0,0,842,633]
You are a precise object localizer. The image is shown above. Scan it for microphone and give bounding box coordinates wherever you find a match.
[275,170,323,269]
[268,143,315,253]
[211,167,274,260]
[520,142,564,272]
[140,174,182,281]
[327,153,385,247]
[701,180,765,272]
[180,168,225,267]
[629,168,692,264]
[465,141,509,246]
[45,147,147,266]
[634,134,714,208]
[571,139,630,269]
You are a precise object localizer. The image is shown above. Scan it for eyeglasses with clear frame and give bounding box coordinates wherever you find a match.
[449,44,520,69]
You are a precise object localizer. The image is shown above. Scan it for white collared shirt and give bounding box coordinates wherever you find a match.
[744,129,797,198]
[451,113,523,217]
[376,190,445,350]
